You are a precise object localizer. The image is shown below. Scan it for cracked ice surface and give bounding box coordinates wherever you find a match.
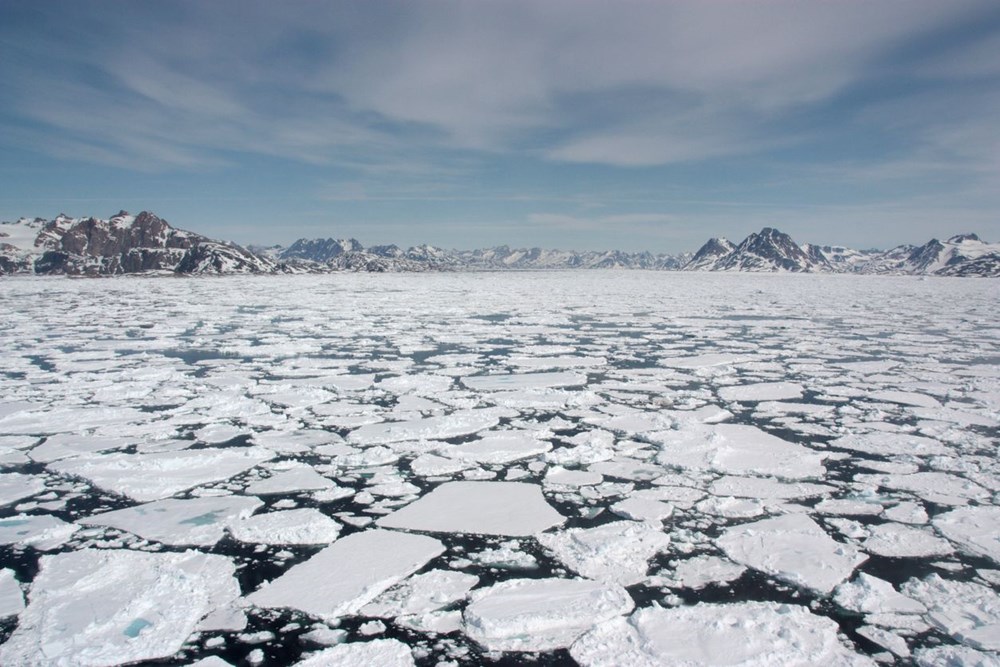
[0,272,998,665]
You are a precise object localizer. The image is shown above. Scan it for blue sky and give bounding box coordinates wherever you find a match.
[1,1,999,252]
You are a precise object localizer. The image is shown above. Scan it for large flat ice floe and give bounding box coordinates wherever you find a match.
[570,602,876,666]
[247,529,444,622]
[717,513,867,594]
[653,424,826,480]
[377,481,564,536]
[79,495,263,546]
[294,639,415,666]
[48,446,274,502]
[463,577,634,652]
[537,520,670,586]
[461,371,587,391]
[0,549,240,666]
[347,408,509,445]
[933,505,1000,565]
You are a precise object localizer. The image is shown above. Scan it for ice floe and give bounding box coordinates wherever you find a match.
[933,505,1000,565]
[0,549,240,666]
[537,520,670,586]
[902,575,1000,651]
[248,529,444,621]
[377,481,564,536]
[0,569,24,618]
[228,508,341,545]
[463,577,634,652]
[294,639,415,666]
[717,513,866,594]
[0,513,79,550]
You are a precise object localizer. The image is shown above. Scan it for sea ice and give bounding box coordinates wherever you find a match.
[610,496,674,522]
[862,523,953,558]
[664,555,746,590]
[0,549,240,666]
[80,495,262,546]
[537,520,670,586]
[360,569,478,618]
[654,424,826,480]
[833,573,927,615]
[247,529,444,622]
[376,481,564,536]
[933,505,1000,565]
[294,639,415,666]
[570,602,875,666]
[461,371,587,391]
[348,408,507,444]
[244,466,337,495]
[718,381,804,402]
[463,577,634,652]
[717,513,866,594]
[0,513,79,550]
[902,575,1000,651]
[440,430,551,464]
[912,645,1000,667]
[0,568,24,618]
[228,508,341,545]
[0,472,46,507]
[48,446,274,502]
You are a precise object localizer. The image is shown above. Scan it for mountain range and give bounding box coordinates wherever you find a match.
[2,211,998,277]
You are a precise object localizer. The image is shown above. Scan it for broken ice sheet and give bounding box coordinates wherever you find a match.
[463,577,634,652]
[376,481,564,536]
[439,430,552,464]
[243,466,338,495]
[0,549,240,666]
[294,638,415,666]
[0,568,24,618]
[247,529,444,622]
[347,408,509,445]
[717,513,867,594]
[902,574,1000,652]
[933,505,1000,565]
[48,446,274,502]
[570,601,875,667]
[0,472,46,507]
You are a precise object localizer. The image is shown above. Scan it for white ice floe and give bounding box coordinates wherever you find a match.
[48,446,274,502]
[570,602,875,667]
[717,513,866,594]
[857,471,989,506]
[933,505,1000,565]
[856,625,910,658]
[377,481,564,536]
[80,495,262,546]
[610,497,674,522]
[718,382,804,403]
[0,513,79,550]
[407,453,472,477]
[360,569,478,618]
[882,501,928,525]
[28,434,130,463]
[248,529,444,622]
[0,549,240,667]
[294,639,415,666]
[830,432,949,457]
[462,371,587,391]
[348,408,508,445]
[664,555,746,590]
[654,424,826,480]
[463,577,634,652]
[537,520,670,586]
[912,645,1000,667]
[862,523,953,558]
[228,508,341,545]
[902,574,1000,651]
[544,466,603,487]
[709,475,834,499]
[460,541,539,570]
[244,467,337,496]
[833,573,926,615]
[0,472,46,507]
[0,569,24,618]
[440,430,551,464]
[815,498,884,516]
[869,391,942,408]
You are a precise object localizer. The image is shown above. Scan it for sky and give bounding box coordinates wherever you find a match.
[1,0,999,253]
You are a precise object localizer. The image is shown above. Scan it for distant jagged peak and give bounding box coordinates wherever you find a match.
[946,233,982,244]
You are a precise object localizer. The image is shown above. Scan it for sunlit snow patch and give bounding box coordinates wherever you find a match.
[570,602,876,666]
[463,577,634,652]
[376,482,564,536]
[48,446,274,502]
[247,529,444,622]
[0,549,240,666]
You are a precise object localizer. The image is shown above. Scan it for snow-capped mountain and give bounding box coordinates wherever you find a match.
[684,228,1000,276]
[3,211,998,277]
[687,227,829,272]
[0,211,275,276]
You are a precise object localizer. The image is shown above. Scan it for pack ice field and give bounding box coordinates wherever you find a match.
[0,272,998,666]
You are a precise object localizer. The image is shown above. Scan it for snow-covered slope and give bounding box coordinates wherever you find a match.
[685,228,828,272]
